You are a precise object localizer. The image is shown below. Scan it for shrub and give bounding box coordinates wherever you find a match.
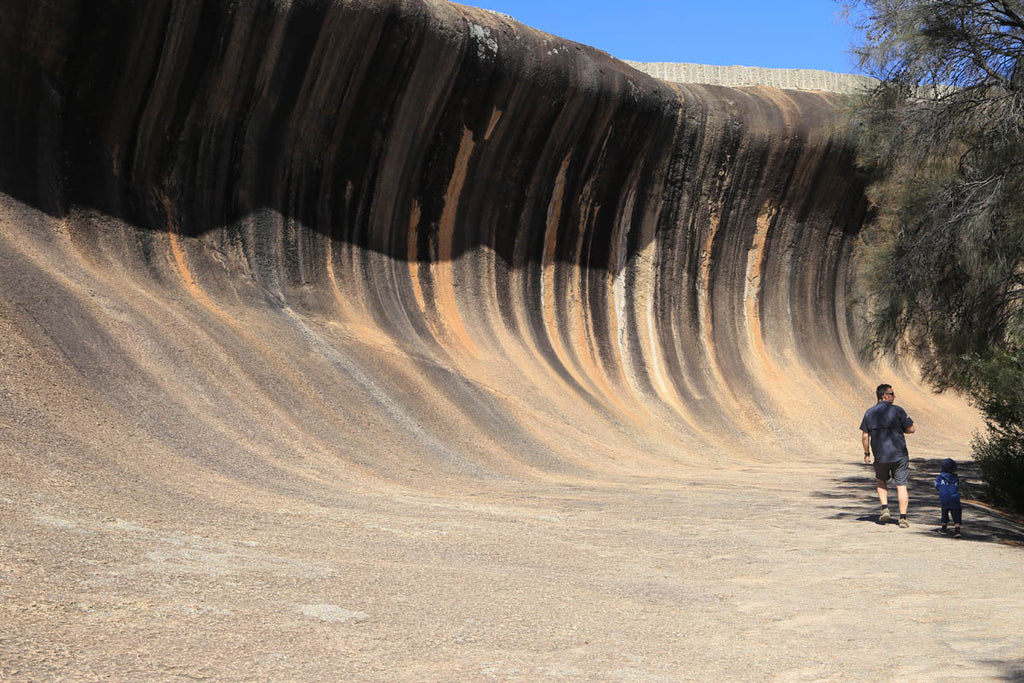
[966,349,1024,513]
[972,429,1024,514]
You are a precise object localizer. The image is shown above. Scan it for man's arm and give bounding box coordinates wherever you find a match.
[862,431,871,461]
[900,407,915,434]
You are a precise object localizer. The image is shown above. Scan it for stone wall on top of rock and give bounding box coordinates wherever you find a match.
[626,61,877,93]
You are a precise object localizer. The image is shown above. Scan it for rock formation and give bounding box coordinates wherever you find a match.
[0,0,971,489]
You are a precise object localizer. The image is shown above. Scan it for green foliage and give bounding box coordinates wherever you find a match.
[843,0,1024,371]
[843,0,1024,510]
[972,427,1024,512]
[965,348,1024,512]
[964,348,1024,429]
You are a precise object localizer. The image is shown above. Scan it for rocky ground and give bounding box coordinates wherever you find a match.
[3,450,1022,682]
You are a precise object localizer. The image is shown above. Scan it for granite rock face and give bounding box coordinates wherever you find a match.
[0,0,957,485]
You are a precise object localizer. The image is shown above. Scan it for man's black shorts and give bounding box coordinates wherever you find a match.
[874,458,909,486]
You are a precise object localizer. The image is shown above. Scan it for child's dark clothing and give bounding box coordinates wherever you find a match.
[935,458,962,527]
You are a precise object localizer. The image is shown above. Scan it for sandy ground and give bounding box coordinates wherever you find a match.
[2,447,1022,682]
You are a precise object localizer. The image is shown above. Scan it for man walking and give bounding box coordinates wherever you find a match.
[860,384,916,527]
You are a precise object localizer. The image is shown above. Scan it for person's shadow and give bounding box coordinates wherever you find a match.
[817,457,1024,546]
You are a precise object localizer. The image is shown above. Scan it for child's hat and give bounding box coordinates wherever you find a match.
[941,458,958,473]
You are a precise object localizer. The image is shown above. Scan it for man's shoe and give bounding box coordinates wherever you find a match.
[899,517,909,528]
[938,526,949,534]
[954,526,962,537]
[879,507,891,523]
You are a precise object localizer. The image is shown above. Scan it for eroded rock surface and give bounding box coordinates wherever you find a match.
[2,2,1004,680]
[1,0,936,476]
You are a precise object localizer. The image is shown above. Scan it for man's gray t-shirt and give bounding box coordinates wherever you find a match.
[860,402,914,463]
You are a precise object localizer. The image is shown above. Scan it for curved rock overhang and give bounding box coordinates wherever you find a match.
[0,0,974,491]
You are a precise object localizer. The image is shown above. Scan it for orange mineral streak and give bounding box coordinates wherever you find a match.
[601,185,663,428]
[484,107,502,141]
[540,154,588,392]
[697,209,740,411]
[430,126,480,357]
[406,199,427,317]
[744,200,776,381]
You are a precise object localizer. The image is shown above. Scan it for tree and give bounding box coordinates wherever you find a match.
[842,0,1024,511]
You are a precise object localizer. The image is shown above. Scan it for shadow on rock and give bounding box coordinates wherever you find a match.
[816,459,1024,547]
[989,661,1024,681]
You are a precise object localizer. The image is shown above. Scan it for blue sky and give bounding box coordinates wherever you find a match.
[463,1,862,74]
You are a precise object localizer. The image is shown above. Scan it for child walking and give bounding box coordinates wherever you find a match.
[935,458,963,537]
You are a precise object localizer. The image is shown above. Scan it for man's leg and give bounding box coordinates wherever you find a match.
[876,479,889,507]
[892,459,910,526]
[876,478,891,522]
[896,485,909,515]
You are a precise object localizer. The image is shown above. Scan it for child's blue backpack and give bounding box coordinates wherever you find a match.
[935,471,961,507]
